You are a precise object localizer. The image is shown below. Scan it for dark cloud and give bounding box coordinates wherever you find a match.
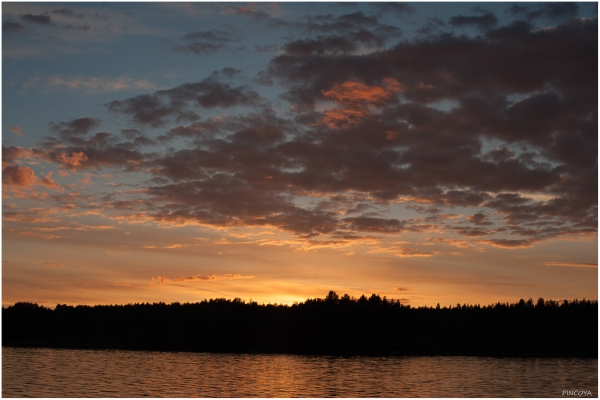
[343,217,406,234]
[374,3,415,18]
[64,23,90,31]
[20,16,597,244]
[20,13,52,25]
[299,11,401,44]
[53,8,74,16]
[216,67,242,79]
[449,12,498,31]
[417,17,447,36]
[337,11,378,26]
[183,29,235,42]
[49,118,101,142]
[35,132,148,172]
[266,18,290,29]
[3,22,24,32]
[144,176,338,237]
[467,213,493,226]
[174,29,239,56]
[507,3,579,22]
[173,42,224,55]
[52,8,84,18]
[451,226,491,237]
[106,77,264,127]
[2,146,28,166]
[2,165,36,187]
[254,44,279,53]
[283,36,357,55]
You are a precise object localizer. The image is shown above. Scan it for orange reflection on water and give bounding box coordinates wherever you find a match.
[3,347,598,397]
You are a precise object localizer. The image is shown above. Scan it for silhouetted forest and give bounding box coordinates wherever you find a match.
[3,292,597,357]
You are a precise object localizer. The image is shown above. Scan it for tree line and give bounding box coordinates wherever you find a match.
[3,291,597,357]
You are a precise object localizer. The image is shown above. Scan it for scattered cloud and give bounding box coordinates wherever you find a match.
[449,13,498,31]
[9,126,23,136]
[43,262,64,267]
[2,12,596,254]
[36,76,154,94]
[3,22,25,33]
[151,273,255,286]
[21,13,53,26]
[545,262,598,268]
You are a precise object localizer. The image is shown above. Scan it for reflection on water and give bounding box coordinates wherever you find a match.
[2,346,597,397]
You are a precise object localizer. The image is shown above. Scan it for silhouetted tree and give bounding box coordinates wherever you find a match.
[3,294,597,357]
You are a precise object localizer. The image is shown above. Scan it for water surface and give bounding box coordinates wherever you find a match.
[3,347,597,397]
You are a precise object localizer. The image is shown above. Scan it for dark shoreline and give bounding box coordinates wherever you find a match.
[4,292,598,358]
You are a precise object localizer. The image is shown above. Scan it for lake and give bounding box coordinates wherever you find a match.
[2,346,597,397]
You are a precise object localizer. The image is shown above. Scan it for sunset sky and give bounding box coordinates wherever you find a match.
[2,2,597,308]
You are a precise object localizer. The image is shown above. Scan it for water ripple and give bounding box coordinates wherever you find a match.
[2,347,597,397]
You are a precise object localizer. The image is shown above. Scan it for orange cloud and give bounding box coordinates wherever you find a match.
[57,151,88,170]
[322,79,402,104]
[320,78,404,128]
[43,262,64,267]
[9,126,23,136]
[3,165,36,187]
[3,208,60,223]
[41,234,62,240]
[429,237,484,251]
[477,238,540,249]
[80,173,93,184]
[545,262,598,268]
[151,273,255,286]
[369,245,436,258]
[37,171,63,191]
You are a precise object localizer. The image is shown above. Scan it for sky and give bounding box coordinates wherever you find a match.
[2,2,598,308]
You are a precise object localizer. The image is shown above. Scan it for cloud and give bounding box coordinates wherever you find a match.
[343,217,406,234]
[545,262,598,268]
[21,13,52,25]
[106,77,264,127]
[223,5,270,20]
[173,29,239,55]
[2,165,36,187]
[9,126,23,136]
[63,23,91,31]
[43,262,64,267]
[49,117,101,140]
[370,245,436,258]
[467,213,493,226]
[151,273,255,286]
[36,171,63,190]
[319,78,403,128]
[477,238,540,249]
[52,8,84,18]
[449,13,498,31]
[173,42,224,55]
[40,76,154,94]
[374,3,415,18]
[9,16,597,250]
[507,3,580,22]
[3,22,25,32]
[283,36,357,56]
[56,152,89,170]
[182,29,235,42]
